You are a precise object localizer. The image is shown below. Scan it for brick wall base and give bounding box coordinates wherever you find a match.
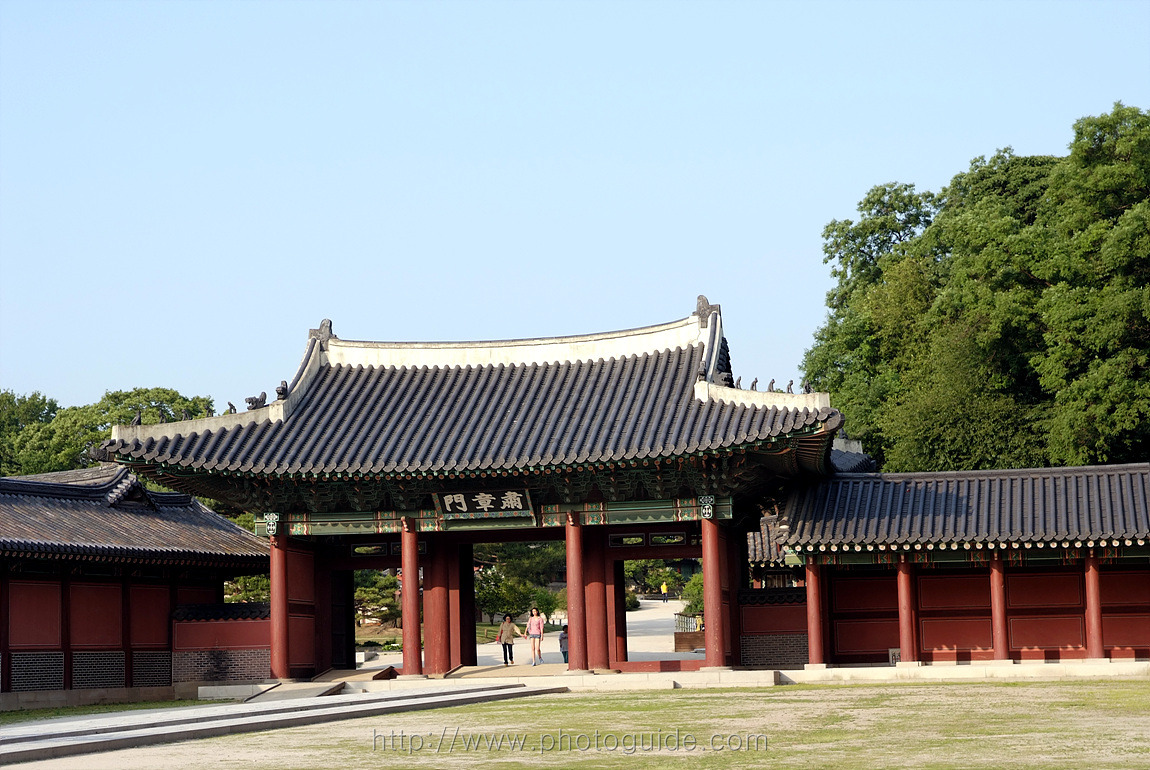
[740,633,808,669]
[172,649,270,683]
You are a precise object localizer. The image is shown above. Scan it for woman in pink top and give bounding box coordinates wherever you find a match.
[525,608,545,666]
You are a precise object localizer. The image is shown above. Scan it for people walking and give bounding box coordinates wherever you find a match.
[661,581,669,603]
[559,625,569,663]
[525,608,545,665]
[496,614,522,665]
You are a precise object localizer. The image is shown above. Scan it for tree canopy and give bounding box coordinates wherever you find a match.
[803,103,1150,471]
[0,387,213,476]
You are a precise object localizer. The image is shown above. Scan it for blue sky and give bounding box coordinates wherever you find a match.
[1,0,1147,408]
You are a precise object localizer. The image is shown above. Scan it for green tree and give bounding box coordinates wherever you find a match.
[803,104,1150,471]
[532,587,558,622]
[474,566,536,623]
[0,390,60,476]
[474,541,565,586]
[645,566,685,595]
[354,571,400,625]
[680,573,704,616]
[225,574,270,603]
[2,387,213,476]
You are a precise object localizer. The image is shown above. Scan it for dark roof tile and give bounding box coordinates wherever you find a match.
[783,463,1150,547]
[105,311,841,478]
[0,466,268,566]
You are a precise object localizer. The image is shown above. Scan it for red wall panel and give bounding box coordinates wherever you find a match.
[130,585,171,647]
[9,581,61,648]
[918,575,991,610]
[70,583,122,649]
[177,586,218,605]
[919,617,993,651]
[1100,572,1150,607]
[741,604,807,634]
[287,550,315,604]
[833,619,899,654]
[1101,614,1150,648]
[288,615,315,666]
[1007,573,1082,608]
[832,577,897,612]
[173,619,270,650]
[1009,616,1085,650]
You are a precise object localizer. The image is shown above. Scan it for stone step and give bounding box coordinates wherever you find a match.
[243,681,346,702]
[1,684,568,764]
[0,683,547,756]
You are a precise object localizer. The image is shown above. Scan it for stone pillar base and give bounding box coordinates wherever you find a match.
[895,661,923,668]
[1081,658,1112,664]
[396,674,428,680]
[700,666,734,672]
[985,659,1017,666]
[804,663,828,670]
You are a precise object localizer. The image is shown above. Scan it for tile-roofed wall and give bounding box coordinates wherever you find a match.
[104,303,842,478]
[0,466,268,566]
[782,463,1150,548]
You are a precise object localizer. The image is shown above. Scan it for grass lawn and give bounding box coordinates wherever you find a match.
[43,679,1150,769]
[0,699,212,727]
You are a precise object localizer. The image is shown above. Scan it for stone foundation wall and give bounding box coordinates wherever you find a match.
[740,633,808,669]
[172,648,270,683]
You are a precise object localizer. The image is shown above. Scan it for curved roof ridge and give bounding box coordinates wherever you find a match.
[324,314,708,370]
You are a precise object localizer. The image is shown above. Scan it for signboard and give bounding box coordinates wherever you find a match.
[435,489,533,520]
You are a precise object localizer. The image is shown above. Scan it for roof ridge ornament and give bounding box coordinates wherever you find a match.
[694,295,720,327]
[309,319,337,349]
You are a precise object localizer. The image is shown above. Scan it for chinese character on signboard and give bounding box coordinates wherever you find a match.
[442,493,468,513]
[437,489,532,519]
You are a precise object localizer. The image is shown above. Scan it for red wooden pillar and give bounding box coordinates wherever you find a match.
[121,577,133,688]
[61,574,72,689]
[584,529,609,670]
[1084,551,1105,659]
[611,561,628,663]
[270,533,291,679]
[446,539,463,670]
[726,525,743,666]
[897,557,917,663]
[701,517,726,667]
[400,518,424,676]
[805,558,824,665]
[0,566,9,693]
[565,513,588,671]
[990,554,1009,660]
[423,538,450,675]
[457,543,477,666]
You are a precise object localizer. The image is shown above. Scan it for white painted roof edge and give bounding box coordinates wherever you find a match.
[322,314,707,369]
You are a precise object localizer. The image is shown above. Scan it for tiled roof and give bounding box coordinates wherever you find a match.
[172,602,270,621]
[747,511,789,565]
[829,449,876,474]
[782,463,1150,548]
[104,301,843,479]
[0,465,269,567]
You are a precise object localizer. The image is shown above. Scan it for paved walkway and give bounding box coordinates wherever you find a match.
[354,597,702,675]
